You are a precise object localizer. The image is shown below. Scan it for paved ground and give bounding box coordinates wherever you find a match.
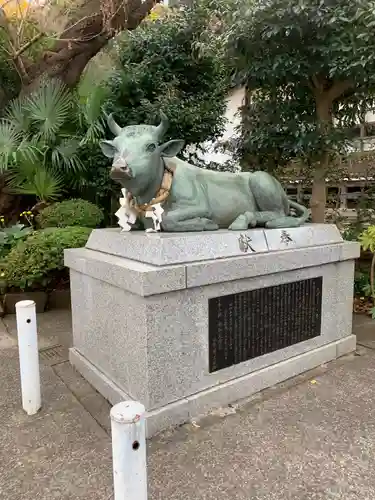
[0,320,112,500]
[1,311,375,499]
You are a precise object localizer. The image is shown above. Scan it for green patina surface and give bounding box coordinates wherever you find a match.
[100,113,310,231]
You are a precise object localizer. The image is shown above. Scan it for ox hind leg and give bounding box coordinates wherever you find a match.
[229,210,291,229]
[228,210,290,230]
[248,172,304,228]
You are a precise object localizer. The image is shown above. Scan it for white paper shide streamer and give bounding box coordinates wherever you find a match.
[116,189,164,233]
[145,203,164,233]
[115,189,137,232]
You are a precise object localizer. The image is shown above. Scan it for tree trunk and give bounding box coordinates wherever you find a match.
[24,0,160,90]
[310,98,332,223]
[310,157,328,223]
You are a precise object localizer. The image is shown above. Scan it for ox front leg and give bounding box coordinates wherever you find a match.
[161,207,219,232]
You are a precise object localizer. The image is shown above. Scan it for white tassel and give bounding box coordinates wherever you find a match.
[145,203,164,232]
[116,189,137,232]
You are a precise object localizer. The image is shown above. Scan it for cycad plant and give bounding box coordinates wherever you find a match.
[0,77,107,208]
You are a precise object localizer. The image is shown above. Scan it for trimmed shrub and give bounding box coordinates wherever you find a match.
[3,226,92,290]
[36,199,104,229]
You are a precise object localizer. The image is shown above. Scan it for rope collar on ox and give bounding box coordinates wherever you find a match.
[129,163,175,216]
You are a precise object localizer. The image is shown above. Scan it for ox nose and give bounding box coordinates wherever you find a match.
[110,162,132,179]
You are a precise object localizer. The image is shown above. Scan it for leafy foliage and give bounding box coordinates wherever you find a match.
[0,78,108,203]
[229,0,375,92]
[105,0,230,147]
[359,227,375,254]
[0,223,33,259]
[67,142,119,224]
[228,0,375,220]
[36,199,104,228]
[341,188,375,242]
[2,226,92,290]
[358,226,375,319]
[354,270,371,298]
[8,162,64,202]
[237,89,351,172]
[27,81,73,142]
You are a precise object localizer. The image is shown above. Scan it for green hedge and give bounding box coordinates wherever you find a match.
[36,199,104,229]
[3,226,92,290]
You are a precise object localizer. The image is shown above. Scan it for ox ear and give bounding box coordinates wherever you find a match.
[159,140,185,158]
[100,140,117,158]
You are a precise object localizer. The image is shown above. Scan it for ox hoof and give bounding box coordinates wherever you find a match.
[229,215,250,231]
[203,220,219,231]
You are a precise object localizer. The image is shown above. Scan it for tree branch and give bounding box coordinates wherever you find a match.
[25,0,160,89]
[17,0,32,40]
[309,74,330,99]
[307,79,314,92]
[312,74,322,91]
[326,79,354,102]
[13,32,44,58]
[59,14,99,39]
[0,8,30,81]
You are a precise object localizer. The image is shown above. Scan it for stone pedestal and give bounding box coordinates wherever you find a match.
[65,224,359,436]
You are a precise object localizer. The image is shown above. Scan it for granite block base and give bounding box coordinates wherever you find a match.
[65,226,359,436]
[70,335,356,437]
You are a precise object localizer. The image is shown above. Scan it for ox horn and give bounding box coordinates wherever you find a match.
[105,113,123,137]
[154,111,169,140]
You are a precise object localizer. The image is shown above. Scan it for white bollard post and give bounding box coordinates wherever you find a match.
[110,401,148,500]
[15,300,41,415]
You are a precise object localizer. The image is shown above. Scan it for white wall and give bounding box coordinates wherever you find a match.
[366,111,375,122]
[199,87,244,166]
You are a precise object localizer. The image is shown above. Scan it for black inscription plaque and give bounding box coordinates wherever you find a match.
[208,277,322,373]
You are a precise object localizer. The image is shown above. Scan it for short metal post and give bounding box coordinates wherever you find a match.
[15,300,41,415]
[110,401,147,500]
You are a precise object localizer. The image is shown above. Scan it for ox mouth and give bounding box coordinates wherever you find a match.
[110,172,133,181]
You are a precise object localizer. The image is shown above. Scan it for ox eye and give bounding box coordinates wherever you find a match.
[146,143,156,153]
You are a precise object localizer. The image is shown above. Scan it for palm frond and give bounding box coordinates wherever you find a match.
[80,85,109,125]
[21,169,63,202]
[6,157,40,191]
[7,161,63,202]
[26,80,73,142]
[80,119,106,145]
[0,120,22,173]
[5,95,32,135]
[78,61,111,103]
[16,138,41,166]
[77,83,108,145]
[50,138,85,174]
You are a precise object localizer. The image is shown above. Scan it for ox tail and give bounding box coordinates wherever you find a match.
[264,200,311,229]
[288,200,311,225]
[271,199,310,228]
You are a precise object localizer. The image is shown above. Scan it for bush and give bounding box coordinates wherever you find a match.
[105,0,229,147]
[354,271,371,298]
[0,223,33,259]
[68,144,119,225]
[3,226,92,290]
[37,199,104,228]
